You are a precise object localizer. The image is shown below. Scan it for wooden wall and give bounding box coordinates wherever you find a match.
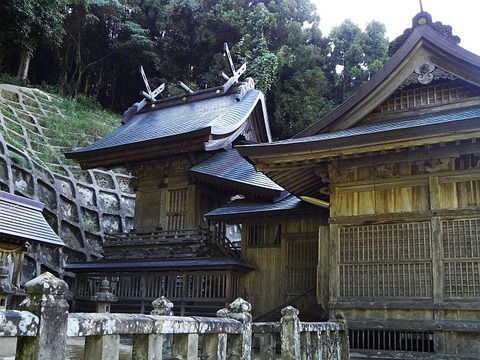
[239,214,326,319]
[326,150,480,357]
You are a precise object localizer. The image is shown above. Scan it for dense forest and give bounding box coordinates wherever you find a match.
[0,0,391,139]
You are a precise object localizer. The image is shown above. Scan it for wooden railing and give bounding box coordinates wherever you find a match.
[0,272,349,359]
[74,271,239,315]
[103,227,240,260]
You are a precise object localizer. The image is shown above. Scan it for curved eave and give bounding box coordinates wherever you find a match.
[65,128,212,169]
[296,25,480,137]
[205,195,326,222]
[238,114,480,197]
[191,171,287,200]
[205,92,271,150]
[241,115,480,163]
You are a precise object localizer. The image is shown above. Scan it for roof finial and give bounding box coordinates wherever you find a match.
[219,42,246,94]
[419,0,424,12]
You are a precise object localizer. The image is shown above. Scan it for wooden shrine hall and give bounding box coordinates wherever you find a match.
[66,10,480,358]
[65,46,326,317]
[238,11,480,359]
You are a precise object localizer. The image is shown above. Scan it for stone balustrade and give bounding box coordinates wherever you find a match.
[0,271,349,359]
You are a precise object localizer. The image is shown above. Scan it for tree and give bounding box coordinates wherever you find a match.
[0,0,66,79]
[58,0,156,106]
[0,0,390,139]
[273,66,332,138]
[325,19,389,103]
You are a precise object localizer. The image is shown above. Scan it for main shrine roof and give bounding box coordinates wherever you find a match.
[237,12,480,199]
[65,82,270,169]
[0,191,64,247]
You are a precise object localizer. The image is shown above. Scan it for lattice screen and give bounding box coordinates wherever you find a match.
[377,80,478,113]
[443,218,480,298]
[339,222,432,298]
[286,237,317,294]
[349,329,434,353]
[166,187,188,230]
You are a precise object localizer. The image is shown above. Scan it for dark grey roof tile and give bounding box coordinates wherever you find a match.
[0,191,64,247]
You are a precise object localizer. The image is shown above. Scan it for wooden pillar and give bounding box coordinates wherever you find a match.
[328,223,339,312]
[317,226,330,310]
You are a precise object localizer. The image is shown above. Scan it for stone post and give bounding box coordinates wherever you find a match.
[0,263,18,358]
[0,262,16,310]
[83,279,121,360]
[280,306,301,360]
[150,295,174,316]
[132,296,174,360]
[217,297,252,360]
[15,272,69,360]
[93,279,117,313]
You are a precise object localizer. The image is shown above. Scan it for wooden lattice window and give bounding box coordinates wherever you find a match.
[443,218,480,298]
[286,236,318,295]
[166,187,188,230]
[377,80,479,113]
[246,224,281,247]
[339,222,432,298]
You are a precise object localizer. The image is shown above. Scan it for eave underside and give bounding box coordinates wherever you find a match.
[255,137,480,199]
[68,133,210,169]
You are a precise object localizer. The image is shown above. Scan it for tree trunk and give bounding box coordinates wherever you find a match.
[16,52,31,80]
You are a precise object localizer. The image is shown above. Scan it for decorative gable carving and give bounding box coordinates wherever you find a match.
[399,61,457,89]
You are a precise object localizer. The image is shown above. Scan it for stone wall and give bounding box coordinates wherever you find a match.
[0,84,135,282]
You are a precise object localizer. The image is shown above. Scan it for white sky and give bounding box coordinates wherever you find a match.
[312,0,480,55]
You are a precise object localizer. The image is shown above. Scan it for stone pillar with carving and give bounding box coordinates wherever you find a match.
[133,296,174,360]
[0,262,16,310]
[217,297,252,360]
[15,272,69,360]
[280,305,301,360]
[93,278,117,313]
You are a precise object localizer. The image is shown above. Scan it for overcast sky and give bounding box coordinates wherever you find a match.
[312,0,480,55]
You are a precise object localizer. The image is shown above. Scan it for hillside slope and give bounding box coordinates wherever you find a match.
[0,84,135,281]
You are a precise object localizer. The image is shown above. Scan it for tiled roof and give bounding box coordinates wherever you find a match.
[205,195,326,220]
[190,149,286,199]
[242,107,480,150]
[67,88,264,155]
[0,191,64,247]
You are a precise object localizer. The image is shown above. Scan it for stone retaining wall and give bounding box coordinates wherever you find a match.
[0,84,135,282]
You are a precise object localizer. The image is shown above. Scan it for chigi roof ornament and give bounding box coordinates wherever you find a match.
[122,42,249,123]
[122,66,165,123]
[219,42,247,94]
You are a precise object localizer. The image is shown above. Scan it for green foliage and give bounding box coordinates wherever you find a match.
[40,96,118,154]
[0,0,391,140]
[0,73,30,87]
[325,19,389,102]
[273,67,333,138]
